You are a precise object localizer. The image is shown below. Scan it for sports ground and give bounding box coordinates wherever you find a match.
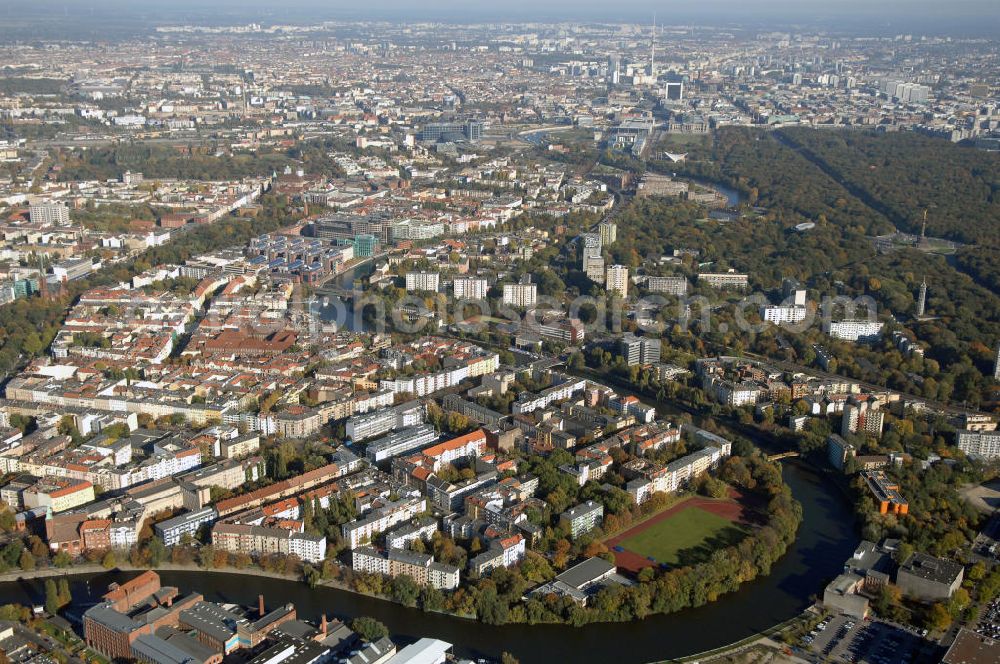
[606,491,754,572]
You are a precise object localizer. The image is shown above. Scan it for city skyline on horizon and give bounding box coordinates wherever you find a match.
[1,0,999,39]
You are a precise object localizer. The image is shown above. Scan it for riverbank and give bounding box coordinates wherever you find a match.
[0,462,857,664]
[0,457,801,634]
[0,561,300,585]
[0,561,480,623]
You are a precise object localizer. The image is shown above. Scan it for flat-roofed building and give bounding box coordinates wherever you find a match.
[862,470,908,515]
[29,203,70,225]
[453,277,488,300]
[559,500,604,538]
[824,319,884,342]
[646,275,687,295]
[155,508,217,547]
[619,333,660,366]
[502,282,537,308]
[365,425,438,463]
[405,272,440,293]
[942,628,1000,664]
[896,552,963,601]
[605,265,628,298]
[697,272,748,290]
[956,429,1000,460]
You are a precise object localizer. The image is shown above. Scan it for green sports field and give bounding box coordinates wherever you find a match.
[616,506,747,566]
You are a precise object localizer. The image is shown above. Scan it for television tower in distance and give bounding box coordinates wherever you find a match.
[649,14,656,77]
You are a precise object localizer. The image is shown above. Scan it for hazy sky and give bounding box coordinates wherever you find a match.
[1,0,998,36]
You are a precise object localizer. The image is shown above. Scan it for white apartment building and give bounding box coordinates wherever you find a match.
[453,276,488,300]
[405,272,440,293]
[698,272,749,289]
[956,430,1000,460]
[379,355,500,397]
[824,320,884,342]
[646,275,688,296]
[29,203,70,225]
[342,497,427,549]
[842,401,885,438]
[419,429,488,470]
[716,381,761,407]
[503,282,537,307]
[762,305,808,324]
[288,532,328,563]
[606,265,629,297]
[468,534,526,577]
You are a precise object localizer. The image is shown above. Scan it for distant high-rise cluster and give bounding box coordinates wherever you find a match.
[880,79,931,103]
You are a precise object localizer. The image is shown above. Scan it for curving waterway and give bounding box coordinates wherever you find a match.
[0,255,856,662]
[0,461,857,664]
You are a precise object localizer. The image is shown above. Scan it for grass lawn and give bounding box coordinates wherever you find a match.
[617,506,747,567]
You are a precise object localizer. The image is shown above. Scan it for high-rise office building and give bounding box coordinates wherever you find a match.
[607,56,620,85]
[351,234,377,258]
[417,119,484,143]
[664,82,683,100]
[315,213,391,243]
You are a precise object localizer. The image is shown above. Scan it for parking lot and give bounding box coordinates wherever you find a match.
[804,615,933,664]
[974,597,1000,639]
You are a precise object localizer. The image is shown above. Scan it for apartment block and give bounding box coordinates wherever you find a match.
[453,276,488,300]
[352,546,460,590]
[559,501,604,538]
[502,282,537,307]
[646,275,688,296]
[605,264,629,297]
[955,430,1000,460]
[405,272,440,293]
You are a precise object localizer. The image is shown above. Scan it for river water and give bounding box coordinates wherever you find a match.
[0,461,856,664]
[685,177,743,207]
[0,254,858,662]
[313,260,377,332]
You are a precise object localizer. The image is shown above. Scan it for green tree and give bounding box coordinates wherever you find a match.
[146,537,167,567]
[44,579,59,615]
[57,578,72,608]
[18,549,34,571]
[350,616,389,642]
[926,603,952,631]
[389,575,420,608]
[101,551,117,569]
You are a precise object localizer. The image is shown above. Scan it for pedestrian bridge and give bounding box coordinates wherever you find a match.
[767,451,801,461]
